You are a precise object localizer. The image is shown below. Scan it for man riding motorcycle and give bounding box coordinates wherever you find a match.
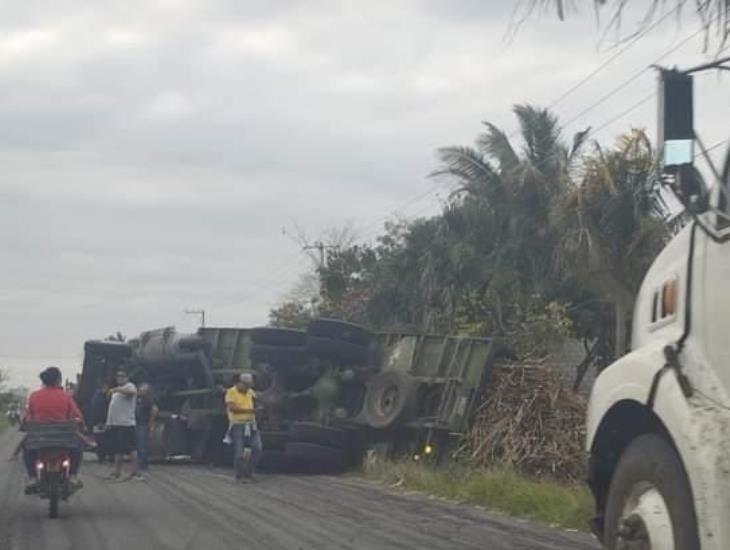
[22,367,85,492]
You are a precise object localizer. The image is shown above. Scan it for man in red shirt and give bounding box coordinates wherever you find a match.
[22,367,84,491]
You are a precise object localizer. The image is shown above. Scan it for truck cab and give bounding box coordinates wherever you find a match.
[586,140,730,548]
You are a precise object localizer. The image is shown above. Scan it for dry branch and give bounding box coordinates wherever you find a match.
[458,361,587,481]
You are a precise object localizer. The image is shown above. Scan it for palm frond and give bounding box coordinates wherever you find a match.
[570,127,591,160]
[431,146,498,188]
[513,104,563,181]
[477,123,520,172]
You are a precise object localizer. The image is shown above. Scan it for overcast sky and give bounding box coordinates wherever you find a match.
[1,1,728,388]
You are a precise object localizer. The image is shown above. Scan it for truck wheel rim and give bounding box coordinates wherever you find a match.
[618,482,675,550]
[378,386,399,417]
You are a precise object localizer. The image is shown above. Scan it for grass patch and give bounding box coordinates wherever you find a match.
[0,414,8,433]
[362,459,593,532]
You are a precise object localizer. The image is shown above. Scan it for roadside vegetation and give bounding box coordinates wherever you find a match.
[272,106,673,526]
[272,106,672,388]
[362,458,593,532]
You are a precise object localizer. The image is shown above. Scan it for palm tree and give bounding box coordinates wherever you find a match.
[432,105,582,332]
[552,129,670,356]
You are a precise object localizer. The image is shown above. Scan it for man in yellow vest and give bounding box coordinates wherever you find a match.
[225,373,262,482]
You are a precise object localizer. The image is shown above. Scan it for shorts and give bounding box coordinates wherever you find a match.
[107,426,137,455]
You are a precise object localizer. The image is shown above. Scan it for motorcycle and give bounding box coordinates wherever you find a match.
[34,449,73,518]
[24,422,81,518]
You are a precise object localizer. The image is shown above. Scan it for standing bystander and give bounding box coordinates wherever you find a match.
[135,383,157,471]
[90,383,112,463]
[224,373,262,482]
[105,370,143,481]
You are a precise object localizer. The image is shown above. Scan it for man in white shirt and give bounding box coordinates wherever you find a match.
[106,370,142,481]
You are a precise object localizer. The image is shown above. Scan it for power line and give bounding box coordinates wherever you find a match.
[586,91,654,139]
[352,12,708,246]
[353,182,444,238]
[547,6,679,110]
[214,253,311,310]
[241,253,307,290]
[215,183,447,310]
[358,9,715,239]
[214,14,718,313]
[562,24,706,131]
[359,196,443,243]
[701,137,730,155]
[211,246,313,311]
[355,16,708,251]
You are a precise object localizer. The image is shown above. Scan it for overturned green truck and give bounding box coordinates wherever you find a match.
[76,319,498,469]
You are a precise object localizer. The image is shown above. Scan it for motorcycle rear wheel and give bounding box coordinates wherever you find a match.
[49,484,59,518]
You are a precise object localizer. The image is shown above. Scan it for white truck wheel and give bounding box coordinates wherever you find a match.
[604,434,700,550]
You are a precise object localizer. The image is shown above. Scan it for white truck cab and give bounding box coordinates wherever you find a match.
[587,62,730,550]
[586,65,730,550]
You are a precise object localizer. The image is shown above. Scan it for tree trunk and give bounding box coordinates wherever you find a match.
[573,338,599,392]
[614,300,628,358]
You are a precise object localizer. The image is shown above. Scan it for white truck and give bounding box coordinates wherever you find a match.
[586,64,730,550]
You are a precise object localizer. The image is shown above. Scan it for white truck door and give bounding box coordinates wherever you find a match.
[700,177,730,396]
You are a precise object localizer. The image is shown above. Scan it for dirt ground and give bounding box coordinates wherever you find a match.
[0,429,599,550]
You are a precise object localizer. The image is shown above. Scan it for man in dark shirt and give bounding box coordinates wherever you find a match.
[90,383,112,462]
[135,383,157,471]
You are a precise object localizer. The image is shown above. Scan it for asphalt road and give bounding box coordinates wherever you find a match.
[0,428,598,550]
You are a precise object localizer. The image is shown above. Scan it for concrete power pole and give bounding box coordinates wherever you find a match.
[303,241,335,269]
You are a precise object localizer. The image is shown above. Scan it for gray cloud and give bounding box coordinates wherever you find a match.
[0,1,727,387]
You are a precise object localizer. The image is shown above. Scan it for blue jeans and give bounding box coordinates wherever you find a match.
[231,423,262,479]
[136,425,150,470]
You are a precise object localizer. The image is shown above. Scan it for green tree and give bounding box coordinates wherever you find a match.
[269,301,315,329]
[271,107,670,379]
[432,105,579,336]
[552,129,669,356]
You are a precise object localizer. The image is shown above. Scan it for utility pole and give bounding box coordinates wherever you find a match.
[302,241,336,269]
[184,308,206,327]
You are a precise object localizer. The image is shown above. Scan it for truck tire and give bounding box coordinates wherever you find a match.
[252,365,277,393]
[307,319,372,346]
[306,336,368,365]
[260,431,290,452]
[290,422,350,448]
[604,434,700,550]
[284,442,347,472]
[362,371,417,429]
[149,418,189,461]
[258,449,288,472]
[250,327,307,347]
[249,344,307,365]
[187,413,211,462]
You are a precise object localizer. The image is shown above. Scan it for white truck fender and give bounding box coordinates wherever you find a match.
[586,340,667,448]
[587,340,730,550]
